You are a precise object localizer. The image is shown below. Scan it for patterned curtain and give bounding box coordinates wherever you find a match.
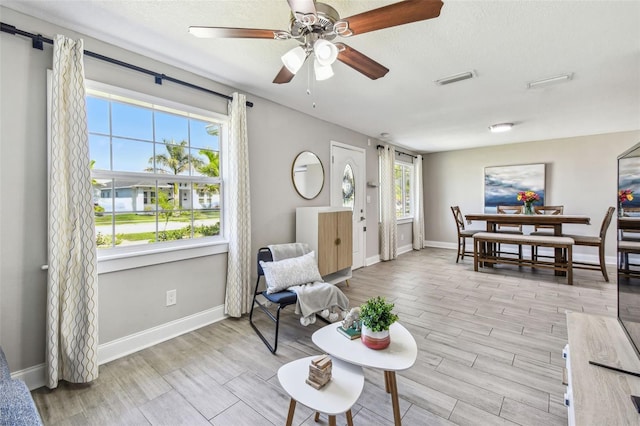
[379,145,397,261]
[225,93,252,317]
[47,35,99,389]
[412,155,425,250]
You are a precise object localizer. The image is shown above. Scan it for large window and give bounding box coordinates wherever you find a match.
[395,161,414,220]
[87,82,226,253]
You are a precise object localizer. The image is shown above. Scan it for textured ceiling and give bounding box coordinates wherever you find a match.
[2,0,640,153]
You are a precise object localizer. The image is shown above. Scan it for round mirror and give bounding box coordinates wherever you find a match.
[292,151,324,200]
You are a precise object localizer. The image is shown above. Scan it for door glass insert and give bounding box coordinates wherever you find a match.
[342,164,355,209]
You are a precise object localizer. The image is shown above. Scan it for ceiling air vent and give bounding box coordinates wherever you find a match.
[435,71,475,86]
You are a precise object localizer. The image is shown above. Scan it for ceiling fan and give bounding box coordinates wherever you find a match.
[189,0,444,84]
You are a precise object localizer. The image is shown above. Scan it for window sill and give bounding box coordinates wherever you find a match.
[397,218,414,225]
[97,239,229,274]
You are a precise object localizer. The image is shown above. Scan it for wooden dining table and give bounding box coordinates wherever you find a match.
[619,217,640,231]
[465,213,591,234]
[465,213,591,276]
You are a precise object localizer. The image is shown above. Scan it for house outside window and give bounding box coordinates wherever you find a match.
[86,81,226,253]
[143,190,156,205]
[395,161,414,221]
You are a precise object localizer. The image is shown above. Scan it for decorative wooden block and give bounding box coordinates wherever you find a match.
[305,378,327,389]
[312,354,331,368]
[307,354,332,389]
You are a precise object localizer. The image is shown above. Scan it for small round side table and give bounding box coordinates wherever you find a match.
[277,355,364,426]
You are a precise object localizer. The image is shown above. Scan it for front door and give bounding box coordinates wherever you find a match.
[330,141,366,270]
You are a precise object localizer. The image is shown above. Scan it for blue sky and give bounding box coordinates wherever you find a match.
[87,96,219,173]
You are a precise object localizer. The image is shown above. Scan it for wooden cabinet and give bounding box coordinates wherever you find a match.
[296,207,352,284]
[565,312,640,425]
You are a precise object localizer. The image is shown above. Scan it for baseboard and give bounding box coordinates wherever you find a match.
[425,240,456,250]
[366,255,380,266]
[11,362,46,391]
[397,243,413,255]
[98,305,227,364]
[12,305,227,390]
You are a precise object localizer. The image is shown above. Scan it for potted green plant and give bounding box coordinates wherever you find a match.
[360,296,399,350]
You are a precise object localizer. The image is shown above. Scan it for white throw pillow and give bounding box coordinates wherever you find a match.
[260,251,323,294]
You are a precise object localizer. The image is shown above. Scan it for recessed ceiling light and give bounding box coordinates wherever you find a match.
[527,73,573,89]
[435,71,476,86]
[380,132,391,139]
[488,123,514,133]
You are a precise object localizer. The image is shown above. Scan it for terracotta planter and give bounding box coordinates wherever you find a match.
[361,324,390,350]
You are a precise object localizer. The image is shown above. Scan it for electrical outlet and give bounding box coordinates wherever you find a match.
[166,289,177,306]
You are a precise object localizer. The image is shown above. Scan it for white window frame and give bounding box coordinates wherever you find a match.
[395,160,414,223]
[82,79,230,273]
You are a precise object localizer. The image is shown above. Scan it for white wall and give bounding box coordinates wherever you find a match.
[423,131,640,260]
[0,7,383,377]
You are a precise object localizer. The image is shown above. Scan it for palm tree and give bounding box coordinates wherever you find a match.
[147,139,203,209]
[198,149,219,178]
[196,149,220,208]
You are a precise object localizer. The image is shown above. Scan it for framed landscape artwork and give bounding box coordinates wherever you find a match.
[484,163,546,213]
[619,155,640,210]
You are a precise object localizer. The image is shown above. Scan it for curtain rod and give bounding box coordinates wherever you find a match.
[0,22,254,108]
[376,144,418,159]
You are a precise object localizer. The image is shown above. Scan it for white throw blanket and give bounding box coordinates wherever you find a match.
[288,281,350,319]
[268,243,310,261]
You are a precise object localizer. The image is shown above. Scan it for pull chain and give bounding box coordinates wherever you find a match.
[306,59,317,108]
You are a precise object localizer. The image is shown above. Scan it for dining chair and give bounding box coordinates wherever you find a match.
[562,206,615,282]
[618,240,640,279]
[619,207,640,241]
[496,205,524,260]
[450,206,481,263]
[622,207,640,217]
[529,205,565,260]
[532,205,564,233]
[496,205,524,233]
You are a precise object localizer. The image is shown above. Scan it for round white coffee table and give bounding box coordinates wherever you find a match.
[277,355,364,426]
[312,322,417,425]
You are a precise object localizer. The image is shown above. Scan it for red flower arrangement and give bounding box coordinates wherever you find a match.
[516,191,540,204]
[517,191,540,214]
[619,189,634,204]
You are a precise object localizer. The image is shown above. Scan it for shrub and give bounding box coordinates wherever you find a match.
[195,223,220,236]
[96,232,122,247]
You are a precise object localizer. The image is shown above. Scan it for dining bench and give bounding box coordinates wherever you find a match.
[473,232,575,284]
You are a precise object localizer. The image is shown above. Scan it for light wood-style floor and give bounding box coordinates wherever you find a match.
[31,248,616,425]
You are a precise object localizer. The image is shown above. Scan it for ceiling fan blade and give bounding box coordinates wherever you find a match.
[189,26,281,39]
[342,0,443,36]
[273,66,296,84]
[287,0,317,17]
[335,43,389,80]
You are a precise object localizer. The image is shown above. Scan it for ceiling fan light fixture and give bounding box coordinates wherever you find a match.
[435,71,475,86]
[314,59,334,81]
[527,73,574,89]
[313,39,338,66]
[488,123,514,133]
[281,46,306,74]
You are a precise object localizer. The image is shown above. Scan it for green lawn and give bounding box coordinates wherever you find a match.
[95,210,220,225]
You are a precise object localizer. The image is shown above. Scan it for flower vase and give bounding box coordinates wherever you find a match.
[361,325,390,350]
[524,202,534,215]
